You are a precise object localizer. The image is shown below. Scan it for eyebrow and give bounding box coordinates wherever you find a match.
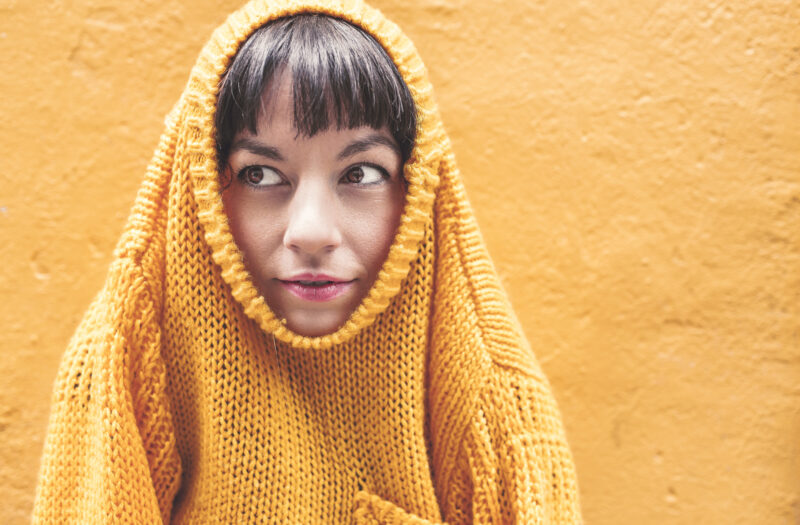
[229,133,400,162]
[229,137,285,161]
[337,133,400,160]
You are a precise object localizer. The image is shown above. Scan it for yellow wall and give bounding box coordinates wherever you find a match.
[1,0,798,522]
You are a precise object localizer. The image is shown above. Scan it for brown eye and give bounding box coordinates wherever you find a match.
[341,165,385,185]
[245,166,263,184]
[343,166,364,183]
[239,166,282,187]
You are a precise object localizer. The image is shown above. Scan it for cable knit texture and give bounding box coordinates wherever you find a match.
[33,0,582,522]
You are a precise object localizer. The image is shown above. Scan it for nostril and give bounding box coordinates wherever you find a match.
[283,218,342,254]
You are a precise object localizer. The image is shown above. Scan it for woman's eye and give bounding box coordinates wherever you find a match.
[342,165,386,185]
[239,166,283,187]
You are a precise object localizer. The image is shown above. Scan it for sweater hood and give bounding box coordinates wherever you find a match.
[126,0,448,350]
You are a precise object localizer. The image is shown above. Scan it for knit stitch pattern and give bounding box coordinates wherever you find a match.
[33,0,582,523]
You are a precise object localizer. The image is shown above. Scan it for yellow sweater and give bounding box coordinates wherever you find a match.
[33,0,582,523]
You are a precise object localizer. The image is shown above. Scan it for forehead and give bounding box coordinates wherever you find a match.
[251,73,296,136]
[244,73,395,149]
[231,80,398,160]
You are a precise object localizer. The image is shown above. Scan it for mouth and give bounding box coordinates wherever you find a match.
[277,274,356,302]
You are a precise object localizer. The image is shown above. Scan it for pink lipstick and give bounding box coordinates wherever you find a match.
[278,273,355,302]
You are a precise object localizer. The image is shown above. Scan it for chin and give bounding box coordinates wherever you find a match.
[285,311,349,338]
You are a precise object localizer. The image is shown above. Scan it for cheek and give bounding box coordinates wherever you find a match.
[222,190,283,265]
[342,190,405,272]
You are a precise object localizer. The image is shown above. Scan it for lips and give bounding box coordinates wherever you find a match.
[278,273,355,302]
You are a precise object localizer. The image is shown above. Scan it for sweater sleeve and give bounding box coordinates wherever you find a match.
[462,365,583,524]
[33,258,182,524]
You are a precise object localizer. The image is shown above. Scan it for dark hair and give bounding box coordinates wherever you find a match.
[215,14,417,169]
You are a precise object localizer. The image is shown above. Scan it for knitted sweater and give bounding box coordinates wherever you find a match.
[33,0,582,523]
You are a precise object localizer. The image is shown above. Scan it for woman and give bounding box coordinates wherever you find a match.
[33,1,582,523]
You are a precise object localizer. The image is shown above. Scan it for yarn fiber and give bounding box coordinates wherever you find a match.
[33,0,582,523]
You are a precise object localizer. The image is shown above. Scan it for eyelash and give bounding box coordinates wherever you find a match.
[234,163,391,188]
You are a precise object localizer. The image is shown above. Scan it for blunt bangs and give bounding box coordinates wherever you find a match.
[215,14,417,166]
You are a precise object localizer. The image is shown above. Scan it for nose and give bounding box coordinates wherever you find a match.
[283,181,342,255]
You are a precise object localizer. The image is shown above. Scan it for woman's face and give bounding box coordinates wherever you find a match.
[221,76,405,337]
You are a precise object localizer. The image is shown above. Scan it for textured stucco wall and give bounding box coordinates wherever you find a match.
[1,0,798,523]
